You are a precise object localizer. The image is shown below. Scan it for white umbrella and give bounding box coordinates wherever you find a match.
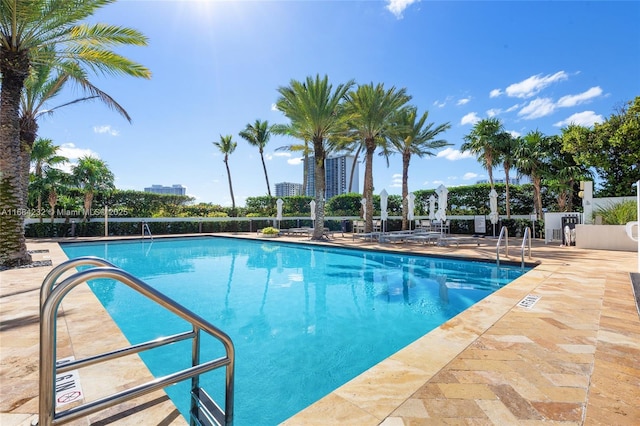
[309,200,316,225]
[360,197,367,219]
[488,189,499,225]
[435,184,448,223]
[488,188,499,237]
[428,194,436,221]
[407,193,416,228]
[276,198,283,221]
[380,189,388,233]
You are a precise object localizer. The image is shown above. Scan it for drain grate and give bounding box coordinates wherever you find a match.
[517,294,541,309]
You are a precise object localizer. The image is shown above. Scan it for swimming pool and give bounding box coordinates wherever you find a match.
[61,236,529,425]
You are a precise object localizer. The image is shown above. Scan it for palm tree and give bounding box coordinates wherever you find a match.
[71,156,115,222]
[20,58,133,209]
[387,106,451,229]
[0,0,151,267]
[30,138,67,222]
[239,119,274,197]
[516,130,549,219]
[213,135,238,212]
[461,118,504,191]
[274,74,355,240]
[345,83,411,233]
[495,132,519,218]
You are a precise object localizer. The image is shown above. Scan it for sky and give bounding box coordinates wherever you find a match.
[37,0,640,207]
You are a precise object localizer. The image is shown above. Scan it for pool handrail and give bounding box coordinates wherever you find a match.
[40,256,118,310]
[496,226,509,266]
[38,259,234,426]
[521,227,532,268]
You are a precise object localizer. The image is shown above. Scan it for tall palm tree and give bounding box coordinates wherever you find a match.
[345,83,411,232]
[274,74,355,240]
[461,118,504,191]
[239,119,274,197]
[495,132,518,218]
[213,135,238,212]
[30,138,67,222]
[71,156,115,222]
[516,130,549,219]
[387,106,451,230]
[0,0,151,267]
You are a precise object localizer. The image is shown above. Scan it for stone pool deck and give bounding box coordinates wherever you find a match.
[1,234,639,425]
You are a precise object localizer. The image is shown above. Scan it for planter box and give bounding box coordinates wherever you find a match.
[575,224,638,252]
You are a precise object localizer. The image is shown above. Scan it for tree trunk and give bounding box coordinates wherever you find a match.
[348,145,362,193]
[83,191,94,222]
[302,152,308,195]
[401,152,410,230]
[504,167,511,218]
[224,157,236,212]
[259,150,272,197]
[311,137,326,240]
[533,175,543,220]
[363,138,376,233]
[49,189,57,224]
[0,50,32,267]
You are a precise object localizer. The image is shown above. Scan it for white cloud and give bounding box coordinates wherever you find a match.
[462,172,479,180]
[507,130,521,138]
[486,108,501,117]
[272,152,291,157]
[518,97,556,120]
[489,89,502,98]
[457,97,471,106]
[287,157,303,166]
[58,143,98,161]
[433,100,446,108]
[93,125,119,136]
[56,143,99,173]
[504,71,568,98]
[437,147,474,161]
[556,86,602,107]
[271,103,278,111]
[460,112,480,125]
[386,0,419,19]
[553,111,603,127]
[505,103,520,113]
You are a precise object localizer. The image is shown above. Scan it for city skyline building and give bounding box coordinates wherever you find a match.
[275,182,303,197]
[144,184,187,195]
[304,154,359,199]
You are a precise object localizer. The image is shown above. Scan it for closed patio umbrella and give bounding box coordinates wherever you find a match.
[407,193,416,229]
[435,184,448,234]
[309,200,316,227]
[489,188,499,236]
[276,198,283,229]
[380,189,388,233]
[428,194,436,221]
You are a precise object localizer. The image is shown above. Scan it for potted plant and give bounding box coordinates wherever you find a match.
[260,226,280,238]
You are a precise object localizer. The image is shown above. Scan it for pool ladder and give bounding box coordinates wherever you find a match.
[37,256,234,426]
[496,226,532,268]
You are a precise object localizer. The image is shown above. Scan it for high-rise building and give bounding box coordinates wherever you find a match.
[144,184,187,195]
[275,182,303,197]
[304,155,359,199]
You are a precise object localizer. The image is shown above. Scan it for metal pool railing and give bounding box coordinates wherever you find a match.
[38,256,235,426]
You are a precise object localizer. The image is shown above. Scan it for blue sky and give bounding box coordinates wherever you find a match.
[38,0,640,206]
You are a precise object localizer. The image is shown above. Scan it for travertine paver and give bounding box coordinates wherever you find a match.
[1,234,639,426]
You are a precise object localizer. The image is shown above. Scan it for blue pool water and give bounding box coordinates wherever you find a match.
[61,236,529,425]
